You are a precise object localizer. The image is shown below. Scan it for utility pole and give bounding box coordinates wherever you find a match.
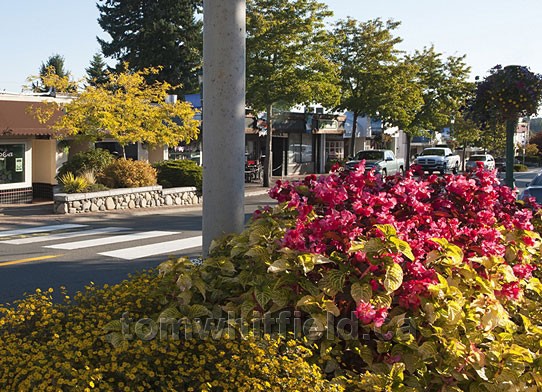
[202,0,246,257]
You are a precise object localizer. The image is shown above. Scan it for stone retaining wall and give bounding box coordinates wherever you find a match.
[53,186,201,214]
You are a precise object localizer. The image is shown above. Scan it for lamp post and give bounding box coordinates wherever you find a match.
[202,0,246,257]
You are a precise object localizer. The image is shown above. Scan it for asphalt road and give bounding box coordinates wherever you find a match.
[0,193,275,304]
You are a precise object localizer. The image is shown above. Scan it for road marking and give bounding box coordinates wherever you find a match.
[44,231,179,250]
[0,224,87,238]
[98,236,202,260]
[0,254,63,267]
[0,227,129,245]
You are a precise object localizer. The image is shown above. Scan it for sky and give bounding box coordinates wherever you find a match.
[1,0,541,92]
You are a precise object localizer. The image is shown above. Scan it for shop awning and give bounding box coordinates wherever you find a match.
[0,96,66,136]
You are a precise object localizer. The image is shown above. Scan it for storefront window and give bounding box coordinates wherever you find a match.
[0,144,25,184]
[289,133,313,164]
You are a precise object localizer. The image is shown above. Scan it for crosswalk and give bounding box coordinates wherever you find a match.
[0,223,202,262]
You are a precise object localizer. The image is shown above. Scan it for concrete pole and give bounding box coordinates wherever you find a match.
[202,0,246,257]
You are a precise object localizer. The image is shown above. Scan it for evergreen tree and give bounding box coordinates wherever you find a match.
[97,0,203,95]
[33,54,75,93]
[85,53,109,86]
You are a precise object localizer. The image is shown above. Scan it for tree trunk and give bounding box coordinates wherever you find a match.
[505,118,517,188]
[405,133,412,171]
[263,104,273,187]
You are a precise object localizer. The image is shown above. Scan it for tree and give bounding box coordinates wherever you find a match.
[85,53,109,86]
[449,112,482,170]
[469,65,542,187]
[331,18,422,158]
[97,0,203,95]
[36,65,200,151]
[30,54,77,93]
[246,0,340,186]
[399,46,473,167]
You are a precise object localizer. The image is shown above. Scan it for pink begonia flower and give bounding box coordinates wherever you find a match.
[354,301,376,325]
[266,162,537,312]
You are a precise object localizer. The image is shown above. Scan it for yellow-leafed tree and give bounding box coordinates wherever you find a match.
[36,64,199,148]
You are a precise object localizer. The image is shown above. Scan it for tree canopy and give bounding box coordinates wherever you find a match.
[331,18,423,156]
[246,0,340,185]
[97,0,203,95]
[36,65,199,148]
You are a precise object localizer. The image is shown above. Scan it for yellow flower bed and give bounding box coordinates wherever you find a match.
[0,271,342,391]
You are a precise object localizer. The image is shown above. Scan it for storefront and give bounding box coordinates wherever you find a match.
[0,94,69,203]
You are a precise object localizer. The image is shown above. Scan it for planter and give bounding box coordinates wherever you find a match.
[53,185,201,214]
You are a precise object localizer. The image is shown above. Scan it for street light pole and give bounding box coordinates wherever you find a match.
[202,0,246,257]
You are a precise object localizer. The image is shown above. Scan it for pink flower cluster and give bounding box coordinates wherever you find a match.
[268,164,537,317]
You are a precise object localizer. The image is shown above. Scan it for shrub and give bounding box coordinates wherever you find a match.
[0,272,342,391]
[157,165,542,390]
[153,159,202,192]
[58,172,89,193]
[514,163,529,172]
[100,158,157,188]
[56,148,115,180]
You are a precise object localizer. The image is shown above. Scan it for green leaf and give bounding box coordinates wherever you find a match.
[351,282,372,303]
[297,295,317,307]
[320,269,347,296]
[103,319,122,333]
[254,287,272,308]
[187,304,212,319]
[375,224,397,237]
[176,274,192,292]
[159,306,183,320]
[324,300,341,317]
[418,341,438,360]
[297,254,316,274]
[372,293,392,309]
[384,263,403,293]
[389,362,405,382]
[267,258,290,273]
[390,237,415,261]
[245,246,269,259]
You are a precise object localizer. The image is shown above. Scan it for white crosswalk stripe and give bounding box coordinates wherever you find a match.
[0,227,129,245]
[99,236,202,260]
[44,230,179,250]
[0,224,87,238]
[1,224,202,261]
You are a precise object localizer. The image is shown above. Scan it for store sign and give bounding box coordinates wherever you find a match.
[0,144,25,184]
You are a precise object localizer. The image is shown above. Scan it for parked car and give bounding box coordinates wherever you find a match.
[345,149,404,176]
[518,171,542,204]
[465,154,495,172]
[414,147,460,174]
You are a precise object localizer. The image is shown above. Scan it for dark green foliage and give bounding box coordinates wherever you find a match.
[85,53,109,86]
[33,53,73,93]
[153,159,202,192]
[57,148,116,180]
[97,0,203,95]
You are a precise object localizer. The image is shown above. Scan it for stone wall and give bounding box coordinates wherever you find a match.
[53,186,201,214]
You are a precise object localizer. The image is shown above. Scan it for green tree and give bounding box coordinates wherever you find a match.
[85,53,109,86]
[31,54,77,93]
[398,46,473,167]
[450,112,482,170]
[331,18,422,158]
[469,65,542,186]
[246,0,340,186]
[35,65,199,152]
[97,0,203,95]
[529,117,542,133]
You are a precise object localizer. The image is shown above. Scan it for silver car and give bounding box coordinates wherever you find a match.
[466,154,495,171]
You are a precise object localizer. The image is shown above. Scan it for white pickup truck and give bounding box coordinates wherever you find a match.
[345,149,405,176]
[415,147,460,174]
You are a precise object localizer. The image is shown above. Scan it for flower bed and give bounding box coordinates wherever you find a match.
[53,186,201,214]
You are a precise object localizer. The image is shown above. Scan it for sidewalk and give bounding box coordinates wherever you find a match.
[0,175,312,219]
